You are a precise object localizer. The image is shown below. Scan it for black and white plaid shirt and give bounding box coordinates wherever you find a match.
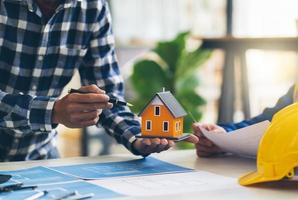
[0,0,141,161]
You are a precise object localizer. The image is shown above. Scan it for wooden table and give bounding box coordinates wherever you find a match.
[0,150,297,199]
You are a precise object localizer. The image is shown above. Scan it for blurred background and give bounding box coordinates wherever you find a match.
[57,0,298,157]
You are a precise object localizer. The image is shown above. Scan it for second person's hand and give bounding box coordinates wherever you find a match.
[192,123,225,157]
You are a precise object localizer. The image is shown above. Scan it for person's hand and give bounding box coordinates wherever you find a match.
[52,85,113,128]
[133,135,199,156]
[192,123,225,157]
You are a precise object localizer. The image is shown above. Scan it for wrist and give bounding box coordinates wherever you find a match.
[52,100,61,124]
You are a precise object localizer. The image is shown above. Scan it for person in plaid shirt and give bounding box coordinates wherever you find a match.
[0,0,198,161]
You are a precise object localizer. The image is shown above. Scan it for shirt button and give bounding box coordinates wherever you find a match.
[38,56,43,61]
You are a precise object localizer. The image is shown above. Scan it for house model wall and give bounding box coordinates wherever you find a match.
[139,91,187,139]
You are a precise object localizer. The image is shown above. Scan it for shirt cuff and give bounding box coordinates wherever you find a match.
[29,96,57,132]
[122,127,150,157]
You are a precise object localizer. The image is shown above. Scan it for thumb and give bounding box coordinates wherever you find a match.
[184,134,199,144]
[192,123,204,137]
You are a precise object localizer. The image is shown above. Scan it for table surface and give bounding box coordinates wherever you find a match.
[0,150,297,200]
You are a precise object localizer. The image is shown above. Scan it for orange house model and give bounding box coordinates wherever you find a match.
[138,90,187,139]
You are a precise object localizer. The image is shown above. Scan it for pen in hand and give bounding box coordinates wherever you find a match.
[68,89,133,107]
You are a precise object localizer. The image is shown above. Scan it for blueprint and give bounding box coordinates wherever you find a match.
[52,157,193,179]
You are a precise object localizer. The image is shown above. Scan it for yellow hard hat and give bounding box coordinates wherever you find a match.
[239,102,298,186]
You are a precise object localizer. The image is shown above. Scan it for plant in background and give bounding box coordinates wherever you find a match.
[130,32,211,148]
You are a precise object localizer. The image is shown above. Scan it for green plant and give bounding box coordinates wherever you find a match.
[130,32,211,148]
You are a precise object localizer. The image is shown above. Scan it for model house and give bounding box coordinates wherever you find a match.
[139,90,187,139]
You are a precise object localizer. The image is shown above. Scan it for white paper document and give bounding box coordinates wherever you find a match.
[90,171,240,197]
[201,120,271,157]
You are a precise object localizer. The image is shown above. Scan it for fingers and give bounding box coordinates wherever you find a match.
[53,85,112,128]
[184,134,199,144]
[193,122,216,132]
[71,110,101,122]
[79,84,106,94]
[68,102,113,112]
[156,139,169,153]
[196,144,222,157]
[135,138,174,155]
[138,139,152,155]
[79,117,100,127]
[196,148,214,157]
[192,123,226,137]
[192,123,204,136]
[195,137,223,157]
[197,137,213,147]
[69,93,110,103]
[65,110,101,127]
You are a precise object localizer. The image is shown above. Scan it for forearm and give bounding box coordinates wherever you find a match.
[0,90,57,134]
[78,1,143,155]
[219,85,295,132]
[98,105,142,155]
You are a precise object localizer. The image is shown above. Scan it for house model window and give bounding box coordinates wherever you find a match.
[175,121,182,131]
[154,106,160,116]
[163,121,169,132]
[146,120,152,131]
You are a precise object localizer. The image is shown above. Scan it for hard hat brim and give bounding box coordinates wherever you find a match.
[239,171,270,186]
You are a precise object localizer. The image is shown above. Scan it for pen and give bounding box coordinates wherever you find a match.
[67,192,94,200]
[68,88,133,107]
[0,183,38,193]
[25,190,48,200]
[52,191,78,200]
[13,185,38,191]
[0,183,23,192]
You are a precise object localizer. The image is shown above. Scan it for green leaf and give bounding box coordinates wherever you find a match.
[183,109,202,133]
[131,60,170,100]
[176,49,211,77]
[154,32,189,74]
[178,92,206,108]
[175,74,200,94]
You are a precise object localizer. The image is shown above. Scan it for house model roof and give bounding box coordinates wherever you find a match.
[139,91,187,118]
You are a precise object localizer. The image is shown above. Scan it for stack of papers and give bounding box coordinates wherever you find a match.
[0,157,193,199]
[0,156,250,199]
[200,121,271,157]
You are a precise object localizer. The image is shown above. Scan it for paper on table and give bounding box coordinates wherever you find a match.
[0,167,123,200]
[0,166,78,186]
[200,120,270,157]
[51,157,192,180]
[90,171,241,197]
[0,181,123,200]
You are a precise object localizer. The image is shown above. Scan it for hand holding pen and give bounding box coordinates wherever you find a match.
[68,89,133,107]
[52,85,114,128]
